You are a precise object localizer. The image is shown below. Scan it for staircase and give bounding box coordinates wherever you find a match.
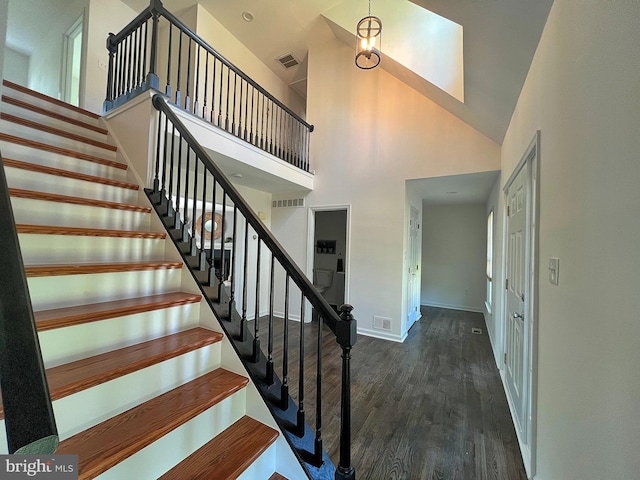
[0,79,301,479]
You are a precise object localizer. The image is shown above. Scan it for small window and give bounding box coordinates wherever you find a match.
[486,210,494,311]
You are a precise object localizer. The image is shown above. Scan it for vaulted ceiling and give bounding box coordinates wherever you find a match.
[123,0,553,144]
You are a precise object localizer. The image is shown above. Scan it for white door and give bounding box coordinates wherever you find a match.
[407,207,421,329]
[504,165,529,437]
[62,16,83,106]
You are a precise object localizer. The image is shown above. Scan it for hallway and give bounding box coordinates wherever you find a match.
[263,306,527,479]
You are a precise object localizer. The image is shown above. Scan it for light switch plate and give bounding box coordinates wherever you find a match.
[549,257,559,285]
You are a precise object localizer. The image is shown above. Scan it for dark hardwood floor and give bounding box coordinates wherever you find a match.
[253,306,527,480]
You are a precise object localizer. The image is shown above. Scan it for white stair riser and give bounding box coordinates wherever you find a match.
[0,142,128,181]
[0,101,109,143]
[237,442,277,480]
[0,119,117,160]
[0,87,103,129]
[54,344,223,440]
[28,268,183,311]
[6,168,137,204]
[39,303,202,368]
[96,390,247,480]
[19,234,166,265]
[11,197,150,231]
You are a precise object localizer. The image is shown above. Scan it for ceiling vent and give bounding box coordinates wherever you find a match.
[276,53,299,69]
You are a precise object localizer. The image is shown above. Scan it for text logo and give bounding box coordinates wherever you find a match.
[0,455,78,479]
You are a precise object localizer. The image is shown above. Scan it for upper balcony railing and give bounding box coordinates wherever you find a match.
[104,0,313,172]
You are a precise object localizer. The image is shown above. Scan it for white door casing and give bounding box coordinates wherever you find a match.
[407,207,421,330]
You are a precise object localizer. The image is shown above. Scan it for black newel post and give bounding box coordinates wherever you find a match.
[335,304,357,480]
[103,33,117,111]
[147,0,162,91]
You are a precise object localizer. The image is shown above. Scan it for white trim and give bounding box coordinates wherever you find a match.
[357,327,406,343]
[421,302,484,314]
[500,130,540,479]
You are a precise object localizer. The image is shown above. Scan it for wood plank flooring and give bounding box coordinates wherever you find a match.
[256,306,527,480]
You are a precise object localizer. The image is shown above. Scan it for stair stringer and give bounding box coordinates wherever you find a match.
[104,103,309,480]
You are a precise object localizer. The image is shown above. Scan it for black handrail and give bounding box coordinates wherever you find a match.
[105,0,313,172]
[0,154,59,454]
[150,94,355,479]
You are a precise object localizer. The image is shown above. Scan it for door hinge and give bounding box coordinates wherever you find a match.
[505,278,509,290]
[504,352,507,364]
[507,205,510,217]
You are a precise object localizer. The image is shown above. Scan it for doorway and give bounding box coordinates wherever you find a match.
[406,206,421,330]
[62,15,83,106]
[307,206,349,316]
[501,131,539,477]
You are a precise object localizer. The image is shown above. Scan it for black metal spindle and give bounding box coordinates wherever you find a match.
[314,313,324,467]
[231,72,237,134]
[225,68,231,130]
[266,254,275,386]
[153,110,163,193]
[249,86,255,144]
[252,240,262,363]
[203,51,209,119]
[160,110,170,206]
[239,218,249,341]
[243,82,249,140]
[237,77,243,137]
[218,62,224,127]
[260,96,266,149]
[296,290,306,437]
[217,193,227,298]
[207,180,218,286]
[167,124,176,216]
[280,274,290,410]
[189,158,199,256]
[185,37,192,111]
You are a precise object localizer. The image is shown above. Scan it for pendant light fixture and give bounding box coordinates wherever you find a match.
[355,0,382,69]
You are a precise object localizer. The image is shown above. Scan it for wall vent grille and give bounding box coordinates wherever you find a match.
[276,53,300,69]
[373,316,392,331]
[272,198,305,208]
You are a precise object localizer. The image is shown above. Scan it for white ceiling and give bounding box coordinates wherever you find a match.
[122,0,553,145]
[409,170,500,206]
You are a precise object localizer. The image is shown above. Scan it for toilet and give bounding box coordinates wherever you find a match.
[313,268,334,294]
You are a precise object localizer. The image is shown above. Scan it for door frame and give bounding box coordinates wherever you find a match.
[61,13,85,106]
[306,204,351,320]
[500,130,540,478]
[406,206,421,331]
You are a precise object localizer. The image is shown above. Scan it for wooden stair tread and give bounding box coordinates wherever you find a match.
[2,80,101,119]
[57,369,249,480]
[25,260,183,277]
[34,292,202,331]
[3,158,139,190]
[269,474,289,480]
[1,95,108,134]
[0,133,126,170]
[1,112,116,151]
[17,224,165,239]
[9,188,149,212]
[158,416,279,480]
[0,328,223,419]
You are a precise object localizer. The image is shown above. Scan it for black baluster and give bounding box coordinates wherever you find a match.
[126,34,133,93]
[142,20,148,87]
[147,8,159,91]
[296,291,306,437]
[238,217,249,341]
[243,82,249,140]
[225,68,231,130]
[269,102,275,154]
[198,172,208,270]
[266,254,275,386]
[189,159,199,256]
[181,147,191,242]
[260,95,266,150]
[194,45,200,115]
[105,33,116,108]
[216,193,227,299]
[117,41,124,97]
[314,313,324,467]
[166,24,172,98]
[228,206,238,321]
[249,86,255,144]
[132,27,139,89]
[231,72,237,134]
[207,180,217,286]
[153,111,163,192]
[218,62,224,127]
[252,240,262,363]
[237,76,243,137]
[176,31,183,105]
[203,51,209,119]
[185,38,192,112]
[173,130,183,229]
[160,110,170,206]
[167,124,176,217]
[280,274,290,410]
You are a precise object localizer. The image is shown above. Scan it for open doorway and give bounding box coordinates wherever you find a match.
[307,207,349,317]
[62,15,83,106]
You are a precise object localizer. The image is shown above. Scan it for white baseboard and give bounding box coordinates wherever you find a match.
[357,327,406,343]
[421,302,483,314]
